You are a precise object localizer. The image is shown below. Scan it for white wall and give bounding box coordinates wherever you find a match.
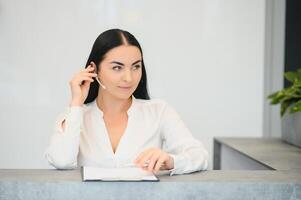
[263,0,285,138]
[0,0,266,169]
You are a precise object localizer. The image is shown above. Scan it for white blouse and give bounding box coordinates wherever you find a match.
[44,95,209,176]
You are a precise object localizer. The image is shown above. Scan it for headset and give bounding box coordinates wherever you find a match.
[95,76,106,90]
[91,61,106,90]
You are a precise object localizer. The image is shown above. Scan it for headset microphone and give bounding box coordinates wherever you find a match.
[95,77,106,90]
[91,61,106,90]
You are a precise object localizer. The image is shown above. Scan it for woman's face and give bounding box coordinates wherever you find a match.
[97,45,142,100]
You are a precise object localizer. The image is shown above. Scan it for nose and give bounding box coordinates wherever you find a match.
[123,69,133,83]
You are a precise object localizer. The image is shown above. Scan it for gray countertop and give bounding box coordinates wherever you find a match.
[0,169,300,182]
[1,137,301,200]
[0,169,300,200]
[214,137,301,170]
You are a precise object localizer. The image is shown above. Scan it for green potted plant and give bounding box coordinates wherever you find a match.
[268,68,301,147]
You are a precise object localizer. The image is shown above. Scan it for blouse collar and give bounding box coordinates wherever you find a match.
[92,95,137,117]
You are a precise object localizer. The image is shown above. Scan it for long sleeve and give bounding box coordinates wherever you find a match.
[160,102,209,176]
[44,106,83,169]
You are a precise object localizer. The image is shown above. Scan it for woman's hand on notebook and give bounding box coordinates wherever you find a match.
[134,147,174,174]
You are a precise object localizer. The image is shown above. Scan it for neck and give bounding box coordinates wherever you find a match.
[96,91,132,116]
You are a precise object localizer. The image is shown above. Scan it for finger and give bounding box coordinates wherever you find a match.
[147,154,161,172]
[82,79,92,88]
[81,64,92,70]
[75,77,94,86]
[136,153,152,168]
[76,73,97,81]
[154,156,167,173]
[78,76,94,82]
[70,77,93,86]
[139,151,155,168]
[136,150,154,167]
[80,81,93,87]
[79,72,98,77]
[134,149,152,164]
[82,67,95,73]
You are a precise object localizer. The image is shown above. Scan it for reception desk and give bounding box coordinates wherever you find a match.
[213,137,301,171]
[0,137,300,200]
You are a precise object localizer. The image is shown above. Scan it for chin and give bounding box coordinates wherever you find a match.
[111,91,133,100]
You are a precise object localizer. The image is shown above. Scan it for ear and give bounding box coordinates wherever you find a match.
[90,61,98,73]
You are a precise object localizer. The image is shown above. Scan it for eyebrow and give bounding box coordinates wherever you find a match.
[109,60,141,66]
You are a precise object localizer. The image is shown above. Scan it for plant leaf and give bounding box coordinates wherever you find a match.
[281,100,295,117]
[297,68,301,78]
[269,91,286,104]
[284,72,298,83]
[281,102,289,117]
[289,100,301,114]
[267,91,279,99]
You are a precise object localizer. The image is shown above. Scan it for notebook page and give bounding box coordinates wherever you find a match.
[82,166,159,181]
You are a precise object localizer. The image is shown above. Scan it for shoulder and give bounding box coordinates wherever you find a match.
[134,98,176,116]
[134,98,182,127]
[81,101,96,115]
[135,98,168,109]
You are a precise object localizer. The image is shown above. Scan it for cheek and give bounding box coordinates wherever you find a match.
[135,70,142,82]
[102,70,119,83]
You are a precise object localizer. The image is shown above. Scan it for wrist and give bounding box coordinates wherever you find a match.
[70,99,83,107]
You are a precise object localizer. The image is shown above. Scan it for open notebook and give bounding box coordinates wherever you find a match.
[82,166,159,182]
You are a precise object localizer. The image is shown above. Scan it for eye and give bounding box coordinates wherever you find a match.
[112,66,122,71]
[132,65,141,70]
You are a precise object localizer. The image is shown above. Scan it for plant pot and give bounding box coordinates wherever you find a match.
[281,111,301,148]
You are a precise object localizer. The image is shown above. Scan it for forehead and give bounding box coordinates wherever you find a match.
[102,45,142,63]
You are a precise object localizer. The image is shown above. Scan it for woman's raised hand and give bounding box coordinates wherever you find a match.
[69,62,98,107]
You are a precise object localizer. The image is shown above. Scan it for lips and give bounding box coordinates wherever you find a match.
[118,86,132,89]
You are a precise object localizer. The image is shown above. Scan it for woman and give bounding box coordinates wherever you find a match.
[44,29,209,176]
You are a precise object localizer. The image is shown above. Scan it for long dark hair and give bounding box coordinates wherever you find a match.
[84,29,150,104]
